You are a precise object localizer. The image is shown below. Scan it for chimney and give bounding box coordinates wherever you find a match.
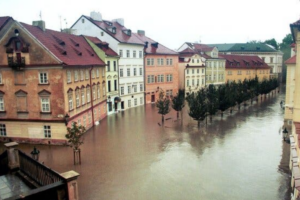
[32,20,45,31]
[138,30,145,36]
[112,18,124,26]
[90,11,102,21]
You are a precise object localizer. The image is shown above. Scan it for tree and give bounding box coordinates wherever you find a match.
[156,90,171,124]
[279,34,293,83]
[206,85,219,121]
[186,88,207,128]
[264,38,279,50]
[171,89,185,119]
[65,122,86,165]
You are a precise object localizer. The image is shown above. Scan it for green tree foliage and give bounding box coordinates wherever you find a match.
[264,38,279,50]
[156,90,171,123]
[186,88,207,128]
[171,89,185,119]
[206,84,219,119]
[279,34,293,83]
[65,122,86,150]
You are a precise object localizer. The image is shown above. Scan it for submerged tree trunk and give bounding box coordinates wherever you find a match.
[177,112,179,119]
[162,115,164,124]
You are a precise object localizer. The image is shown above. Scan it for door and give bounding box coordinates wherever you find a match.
[114,102,118,111]
[151,95,155,103]
[121,101,124,109]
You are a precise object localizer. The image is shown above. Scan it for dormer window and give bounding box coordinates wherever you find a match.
[112,27,116,34]
[15,41,22,51]
[123,29,131,36]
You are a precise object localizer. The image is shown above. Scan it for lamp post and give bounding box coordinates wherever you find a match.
[31,147,40,161]
[65,113,70,126]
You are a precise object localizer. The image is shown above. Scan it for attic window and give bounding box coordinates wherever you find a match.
[52,35,65,46]
[53,44,67,55]
[151,42,158,48]
[112,27,116,34]
[73,47,82,56]
[104,21,113,26]
[70,38,79,47]
[101,32,104,36]
[123,29,131,36]
[86,48,94,57]
[82,19,85,23]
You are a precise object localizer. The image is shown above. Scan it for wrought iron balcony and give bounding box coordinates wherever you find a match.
[7,56,25,70]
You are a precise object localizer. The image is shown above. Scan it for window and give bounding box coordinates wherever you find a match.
[187,80,189,87]
[147,58,154,66]
[80,70,84,80]
[128,85,131,94]
[140,84,143,92]
[140,97,143,104]
[166,74,173,82]
[102,69,105,77]
[197,69,199,74]
[108,81,111,92]
[139,51,142,58]
[134,68,137,76]
[93,85,96,100]
[114,80,117,91]
[121,86,124,95]
[192,69,194,74]
[41,97,50,112]
[87,87,91,103]
[39,72,48,84]
[91,69,95,78]
[85,70,89,80]
[270,57,273,63]
[68,91,73,110]
[237,70,242,75]
[83,115,86,127]
[81,88,85,105]
[119,50,123,57]
[108,102,112,111]
[202,69,204,73]
[97,84,100,98]
[120,69,123,77]
[75,90,80,107]
[107,61,111,72]
[192,79,194,86]
[0,97,4,111]
[0,72,2,84]
[82,19,85,23]
[228,71,232,75]
[128,100,131,108]
[192,59,194,63]
[166,58,173,65]
[147,75,155,83]
[197,79,199,86]
[67,70,71,83]
[44,125,51,138]
[133,50,136,58]
[96,68,99,77]
[113,61,117,71]
[139,68,142,76]
[127,50,130,58]
[157,75,164,82]
[127,68,130,76]
[134,98,137,106]
[133,85,137,93]
[213,75,216,80]
[0,124,6,136]
[74,70,79,81]
[187,69,189,74]
[102,85,106,97]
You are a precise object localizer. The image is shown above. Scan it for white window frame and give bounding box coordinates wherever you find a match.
[67,70,71,83]
[80,70,84,80]
[44,125,51,138]
[0,97,4,111]
[87,87,91,103]
[121,86,124,95]
[0,124,6,136]
[76,89,80,107]
[81,88,85,105]
[74,70,79,81]
[39,72,48,84]
[41,97,50,112]
[120,68,123,77]
[68,91,73,110]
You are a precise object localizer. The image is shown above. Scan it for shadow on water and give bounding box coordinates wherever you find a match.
[0,88,291,200]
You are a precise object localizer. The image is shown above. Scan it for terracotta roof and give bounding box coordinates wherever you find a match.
[285,55,296,64]
[135,34,177,55]
[21,22,105,66]
[84,36,118,57]
[82,16,144,45]
[219,54,270,69]
[0,16,12,31]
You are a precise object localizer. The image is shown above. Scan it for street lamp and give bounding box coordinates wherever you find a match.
[65,113,70,126]
[31,147,40,161]
[283,128,289,141]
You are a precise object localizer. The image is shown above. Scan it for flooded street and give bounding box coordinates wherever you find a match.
[0,90,291,200]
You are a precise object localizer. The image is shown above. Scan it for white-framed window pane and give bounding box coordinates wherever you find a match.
[67,71,71,83]
[120,69,123,77]
[87,87,90,102]
[41,98,50,112]
[0,124,6,136]
[39,72,48,84]
[80,70,84,80]
[81,89,85,105]
[0,72,2,84]
[68,92,73,110]
[0,97,4,111]
[76,90,80,107]
[74,70,79,81]
[44,125,51,138]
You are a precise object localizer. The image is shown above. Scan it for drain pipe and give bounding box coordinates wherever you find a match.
[89,66,94,126]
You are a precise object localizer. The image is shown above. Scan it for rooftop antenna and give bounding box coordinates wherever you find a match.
[39,11,42,20]
[64,18,68,29]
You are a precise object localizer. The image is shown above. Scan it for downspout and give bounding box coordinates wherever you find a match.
[143,50,146,104]
[89,66,94,126]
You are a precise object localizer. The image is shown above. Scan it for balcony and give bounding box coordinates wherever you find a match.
[7,56,25,71]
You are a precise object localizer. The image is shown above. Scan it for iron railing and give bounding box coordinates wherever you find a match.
[18,150,64,186]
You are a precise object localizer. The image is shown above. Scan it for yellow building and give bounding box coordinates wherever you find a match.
[220,54,270,83]
[288,19,300,199]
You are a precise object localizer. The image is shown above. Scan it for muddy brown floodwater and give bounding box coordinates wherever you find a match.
[0,89,292,200]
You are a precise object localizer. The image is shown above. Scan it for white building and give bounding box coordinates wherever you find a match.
[71,12,145,110]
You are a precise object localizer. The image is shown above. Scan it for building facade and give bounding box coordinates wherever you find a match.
[0,18,106,144]
[71,12,145,110]
[136,30,179,103]
[220,55,270,83]
[207,43,283,80]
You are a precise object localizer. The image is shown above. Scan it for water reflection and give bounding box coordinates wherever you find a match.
[0,91,291,200]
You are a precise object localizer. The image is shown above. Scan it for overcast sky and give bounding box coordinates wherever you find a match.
[1,0,300,50]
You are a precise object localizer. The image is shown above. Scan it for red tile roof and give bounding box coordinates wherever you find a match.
[0,16,12,31]
[83,16,144,45]
[219,54,270,69]
[179,48,213,60]
[84,36,118,57]
[135,34,177,55]
[21,22,105,66]
[285,55,296,64]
